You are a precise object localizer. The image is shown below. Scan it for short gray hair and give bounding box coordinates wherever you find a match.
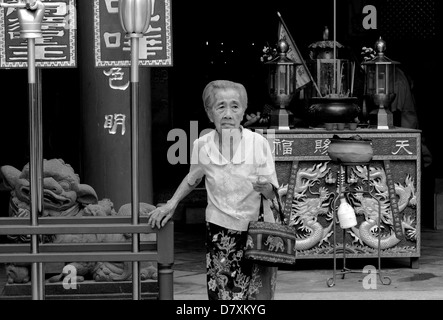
[202,80,248,112]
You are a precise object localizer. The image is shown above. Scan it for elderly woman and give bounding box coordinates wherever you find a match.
[148,80,279,300]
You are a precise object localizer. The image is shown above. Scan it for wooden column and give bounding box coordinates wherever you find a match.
[77,1,153,210]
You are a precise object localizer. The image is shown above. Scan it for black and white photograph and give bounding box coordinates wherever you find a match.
[0,0,442,310]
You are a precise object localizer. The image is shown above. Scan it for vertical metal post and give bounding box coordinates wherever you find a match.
[27,37,44,300]
[333,0,337,93]
[342,166,347,276]
[119,0,152,300]
[157,221,174,300]
[130,35,141,300]
[36,67,45,299]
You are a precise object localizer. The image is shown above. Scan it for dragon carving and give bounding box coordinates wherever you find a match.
[273,162,334,251]
[272,162,417,253]
[348,165,417,249]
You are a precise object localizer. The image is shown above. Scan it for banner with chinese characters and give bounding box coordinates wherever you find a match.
[93,0,172,67]
[270,132,419,161]
[0,0,77,68]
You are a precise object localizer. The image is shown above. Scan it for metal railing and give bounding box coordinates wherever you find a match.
[0,216,174,300]
[0,0,173,300]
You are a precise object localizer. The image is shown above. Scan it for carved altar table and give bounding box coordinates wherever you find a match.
[260,127,421,268]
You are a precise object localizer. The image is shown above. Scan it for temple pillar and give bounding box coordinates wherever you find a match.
[77,1,153,210]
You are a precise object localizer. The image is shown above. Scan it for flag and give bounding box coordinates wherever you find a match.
[277,12,320,94]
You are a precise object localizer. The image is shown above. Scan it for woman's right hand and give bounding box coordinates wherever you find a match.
[147,200,177,229]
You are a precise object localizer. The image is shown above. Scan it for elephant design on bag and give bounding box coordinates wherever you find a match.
[264,235,284,252]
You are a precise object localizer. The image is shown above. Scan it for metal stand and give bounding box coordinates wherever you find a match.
[326,163,392,287]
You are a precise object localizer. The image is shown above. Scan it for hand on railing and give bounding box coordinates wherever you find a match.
[147,201,177,229]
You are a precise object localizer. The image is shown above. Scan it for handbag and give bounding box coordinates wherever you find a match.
[245,187,296,266]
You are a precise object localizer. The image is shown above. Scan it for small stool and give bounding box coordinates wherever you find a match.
[326,162,392,287]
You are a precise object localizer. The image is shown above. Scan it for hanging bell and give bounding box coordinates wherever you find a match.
[337,195,357,229]
[119,0,152,36]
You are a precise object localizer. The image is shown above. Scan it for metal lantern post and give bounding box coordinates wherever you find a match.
[119,0,152,300]
[0,0,58,300]
[362,37,399,130]
[266,39,299,130]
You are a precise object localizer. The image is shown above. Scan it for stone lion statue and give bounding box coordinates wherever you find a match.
[0,158,158,284]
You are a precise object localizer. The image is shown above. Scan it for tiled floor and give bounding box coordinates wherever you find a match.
[173,224,443,300]
[1,224,443,300]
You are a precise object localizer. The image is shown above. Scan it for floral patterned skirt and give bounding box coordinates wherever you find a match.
[206,222,278,300]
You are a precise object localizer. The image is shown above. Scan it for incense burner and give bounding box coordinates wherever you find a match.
[327,134,373,164]
[308,97,360,126]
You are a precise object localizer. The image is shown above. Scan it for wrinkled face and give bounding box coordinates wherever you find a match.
[206,89,245,133]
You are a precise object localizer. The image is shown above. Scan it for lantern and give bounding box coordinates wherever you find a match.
[266,39,299,130]
[119,0,152,36]
[362,37,399,129]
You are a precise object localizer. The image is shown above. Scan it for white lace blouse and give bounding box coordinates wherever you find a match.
[187,128,279,231]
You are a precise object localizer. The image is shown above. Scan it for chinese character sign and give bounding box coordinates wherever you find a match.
[392,140,413,155]
[314,139,331,155]
[94,0,172,67]
[273,139,295,157]
[103,67,129,90]
[104,113,126,135]
[0,0,77,68]
[268,134,418,160]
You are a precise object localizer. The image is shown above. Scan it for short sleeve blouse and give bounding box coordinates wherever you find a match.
[187,128,279,231]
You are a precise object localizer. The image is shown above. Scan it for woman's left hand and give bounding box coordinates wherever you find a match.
[147,201,177,229]
[252,177,274,199]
